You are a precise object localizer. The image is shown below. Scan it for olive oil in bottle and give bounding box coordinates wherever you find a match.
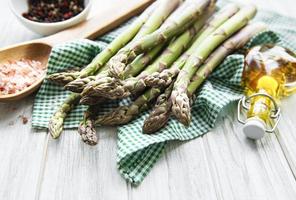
[238,44,296,139]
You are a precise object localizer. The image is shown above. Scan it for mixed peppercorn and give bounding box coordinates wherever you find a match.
[22,0,85,23]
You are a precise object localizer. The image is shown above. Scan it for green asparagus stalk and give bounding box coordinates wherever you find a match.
[48,0,181,140]
[63,0,179,92]
[64,65,109,93]
[82,14,209,100]
[64,45,164,93]
[95,87,162,126]
[189,22,267,95]
[78,106,99,145]
[65,1,203,104]
[176,22,267,124]
[47,2,157,86]
[48,93,80,139]
[142,81,175,134]
[108,0,211,79]
[48,63,109,138]
[79,88,118,145]
[144,3,240,87]
[134,0,181,39]
[76,46,162,142]
[171,5,257,125]
[121,45,164,79]
[110,0,198,79]
[48,62,111,138]
[80,95,108,105]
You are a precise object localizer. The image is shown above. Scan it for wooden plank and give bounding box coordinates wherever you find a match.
[203,104,296,200]
[274,96,296,179]
[128,153,170,200]
[39,128,129,200]
[0,1,48,199]
[164,140,217,200]
[0,97,48,200]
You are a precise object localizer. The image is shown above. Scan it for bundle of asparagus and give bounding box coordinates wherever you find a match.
[63,0,180,93]
[143,3,240,88]
[47,0,265,145]
[108,0,211,79]
[47,0,181,140]
[81,9,212,100]
[47,0,180,85]
[143,22,267,132]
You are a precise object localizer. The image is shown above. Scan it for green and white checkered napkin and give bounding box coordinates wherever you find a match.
[32,7,296,184]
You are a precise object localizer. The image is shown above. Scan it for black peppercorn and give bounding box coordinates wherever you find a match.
[22,0,85,23]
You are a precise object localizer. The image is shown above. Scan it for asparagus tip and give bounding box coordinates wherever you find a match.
[95,106,132,126]
[171,90,191,126]
[143,110,170,134]
[83,77,130,100]
[108,52,129,79]
[46,72,80,86]
[48,117,64,139]
[78,120,98,146]
[142,85,174,134]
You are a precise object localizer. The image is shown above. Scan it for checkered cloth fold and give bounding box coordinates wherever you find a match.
[32,7,296,185]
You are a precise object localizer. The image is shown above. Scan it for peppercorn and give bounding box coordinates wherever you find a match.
[22,0,85,23]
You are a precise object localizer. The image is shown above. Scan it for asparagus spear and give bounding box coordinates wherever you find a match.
[75,0,178,79]
[48,65,108,139]
[142,81,175,134]
[171,5,257,125]
[47,0,181,139]
[111,0,198,79]
[95,87,162,126]
[80,95,108,105]
[189,22,267,96]
[48,93,80,139]
[79,93,112,146]
[134,0,181,39]
[49,91,106,140]
[48,62,111,138]
[64,45,164,93]
[144,3,240,88]
[63,0,179,92]
[95,7,237,125]
[108,0,211,79]
[47,1,157,86]
[174,22,267,125]
[121,45,164,79]
[78,106,99,145]
[64,65,109,93]
[82,14,209,100]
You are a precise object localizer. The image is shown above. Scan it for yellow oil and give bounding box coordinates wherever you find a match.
[242,44,296,124]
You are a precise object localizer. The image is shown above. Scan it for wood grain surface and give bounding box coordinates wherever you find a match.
[0,0,296,199]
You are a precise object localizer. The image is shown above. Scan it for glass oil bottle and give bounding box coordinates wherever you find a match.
[238,44,296,139]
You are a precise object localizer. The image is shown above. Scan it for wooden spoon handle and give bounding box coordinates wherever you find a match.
[42,0,154,46]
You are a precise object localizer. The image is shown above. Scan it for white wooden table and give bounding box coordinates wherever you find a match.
[1,0,296,199]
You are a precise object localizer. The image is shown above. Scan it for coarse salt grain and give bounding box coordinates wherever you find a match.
[0,59,45,95]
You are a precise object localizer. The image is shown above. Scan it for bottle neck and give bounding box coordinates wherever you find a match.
[247,89,272,124]
[246,75,279,123]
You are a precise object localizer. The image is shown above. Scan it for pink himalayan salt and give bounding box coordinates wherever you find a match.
[0,59,45,95]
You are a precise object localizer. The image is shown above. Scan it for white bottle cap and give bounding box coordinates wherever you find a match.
[242,117,266,140]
